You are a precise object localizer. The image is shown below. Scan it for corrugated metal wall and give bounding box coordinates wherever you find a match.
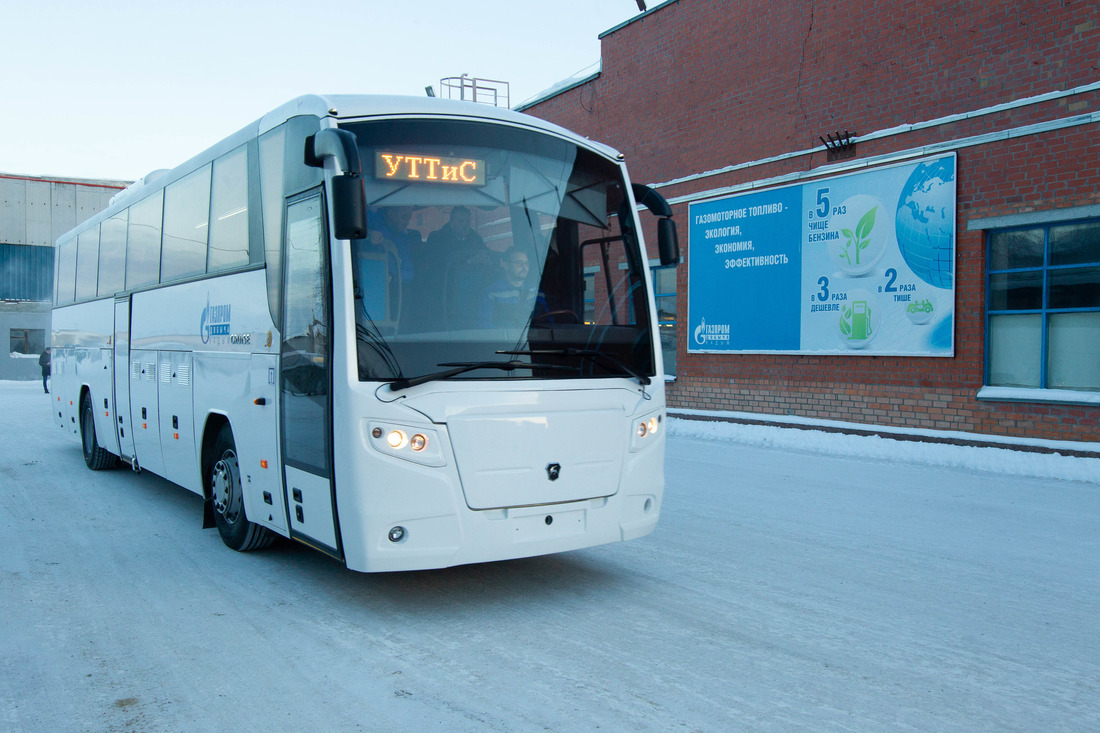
[0,244,54,300]
[0,174,124,301]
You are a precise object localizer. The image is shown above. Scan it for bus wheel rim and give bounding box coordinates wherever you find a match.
[211,450,242,524]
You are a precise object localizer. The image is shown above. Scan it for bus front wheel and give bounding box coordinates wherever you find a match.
[80,392,117,470]
[209,425,275,552]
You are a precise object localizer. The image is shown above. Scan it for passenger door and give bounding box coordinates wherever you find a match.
[113,297,136,464]
[280,191,342,559]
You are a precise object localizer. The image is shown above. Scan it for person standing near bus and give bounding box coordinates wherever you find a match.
[39,347,51,394]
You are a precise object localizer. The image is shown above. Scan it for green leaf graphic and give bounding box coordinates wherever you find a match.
[856,206,878,240]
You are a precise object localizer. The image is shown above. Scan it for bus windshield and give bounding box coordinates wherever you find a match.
[341,118,655,384]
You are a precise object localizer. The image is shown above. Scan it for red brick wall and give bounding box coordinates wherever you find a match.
[522,0,1100,442]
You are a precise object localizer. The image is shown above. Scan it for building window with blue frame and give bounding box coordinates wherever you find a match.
[583,267,597,325]
[652,263,677,376]
[986,219,1100,392]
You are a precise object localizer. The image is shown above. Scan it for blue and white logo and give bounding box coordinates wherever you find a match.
[200,296,232,345]
[694,317,731,346]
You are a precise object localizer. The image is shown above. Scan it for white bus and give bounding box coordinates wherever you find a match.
[51,94,679,572]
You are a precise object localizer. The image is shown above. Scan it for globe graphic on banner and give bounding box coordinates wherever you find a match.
[894,158,955,288]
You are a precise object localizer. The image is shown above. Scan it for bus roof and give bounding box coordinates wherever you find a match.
[105,94,621,215]
[272,93,614,153]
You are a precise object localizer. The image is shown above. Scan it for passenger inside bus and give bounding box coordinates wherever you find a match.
[352,207,420,330]
[425,206,485,255]
[353,201,581,338]
[366,207,419,283]
[429,207,501,329]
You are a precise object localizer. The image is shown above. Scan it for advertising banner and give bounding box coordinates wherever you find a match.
[687,153,956,355]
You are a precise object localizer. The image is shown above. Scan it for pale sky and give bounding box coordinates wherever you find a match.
[1,1,660,182]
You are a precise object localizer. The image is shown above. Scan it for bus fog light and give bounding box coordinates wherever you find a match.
[387,430,408,449]
[410,433,428,451]
[388,526,406,543]
[372,427,383,439]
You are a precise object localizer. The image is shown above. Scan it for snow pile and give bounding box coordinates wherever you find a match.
[669,416,1100,485]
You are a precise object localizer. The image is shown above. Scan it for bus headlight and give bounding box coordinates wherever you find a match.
[365,421,446,467]
[630,411,664,452]
[386,430,408,449]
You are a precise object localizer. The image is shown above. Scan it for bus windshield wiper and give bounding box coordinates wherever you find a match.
[498,349,651,385]
[388,360,578,392]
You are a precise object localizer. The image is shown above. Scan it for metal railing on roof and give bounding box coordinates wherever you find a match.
[439,75,510,108]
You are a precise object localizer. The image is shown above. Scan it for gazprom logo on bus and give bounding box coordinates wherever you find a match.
[200,297,232,345]
[694,317,730,346]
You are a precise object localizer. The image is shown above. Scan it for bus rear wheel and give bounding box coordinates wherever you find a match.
[209,425,275,552]
[80,392,117,470]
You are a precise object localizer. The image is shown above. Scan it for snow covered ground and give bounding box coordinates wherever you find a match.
[2,379,1098,731]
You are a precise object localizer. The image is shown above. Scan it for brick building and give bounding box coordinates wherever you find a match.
[519,0,1100,443]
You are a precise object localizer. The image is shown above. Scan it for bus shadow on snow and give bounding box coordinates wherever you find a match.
[264,534,633,612]
[85,453,632,610]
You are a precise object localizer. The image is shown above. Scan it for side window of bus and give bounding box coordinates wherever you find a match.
[259,125,287,327]
[208,145,249,272]
[126,190,163,290]
[260,116,321,329]
[98,211,127,297]
[75,225,101,301]
[56,236,78,306]
[161,164,211,282]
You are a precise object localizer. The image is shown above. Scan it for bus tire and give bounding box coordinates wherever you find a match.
[209,424,275,552]
[80,392,118,470]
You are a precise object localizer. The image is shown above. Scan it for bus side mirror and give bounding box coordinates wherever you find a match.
[332,174,367,240]
[631,183,680,267]
[306,129,368,241]
[657,217,679,266]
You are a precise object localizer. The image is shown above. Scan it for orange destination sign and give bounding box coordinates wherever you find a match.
[374,152,485,186]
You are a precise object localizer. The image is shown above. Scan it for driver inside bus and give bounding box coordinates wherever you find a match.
[478,248,547,327]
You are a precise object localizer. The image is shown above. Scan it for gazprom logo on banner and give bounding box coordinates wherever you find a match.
[200,297,232,345]
[693,317,730,346]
